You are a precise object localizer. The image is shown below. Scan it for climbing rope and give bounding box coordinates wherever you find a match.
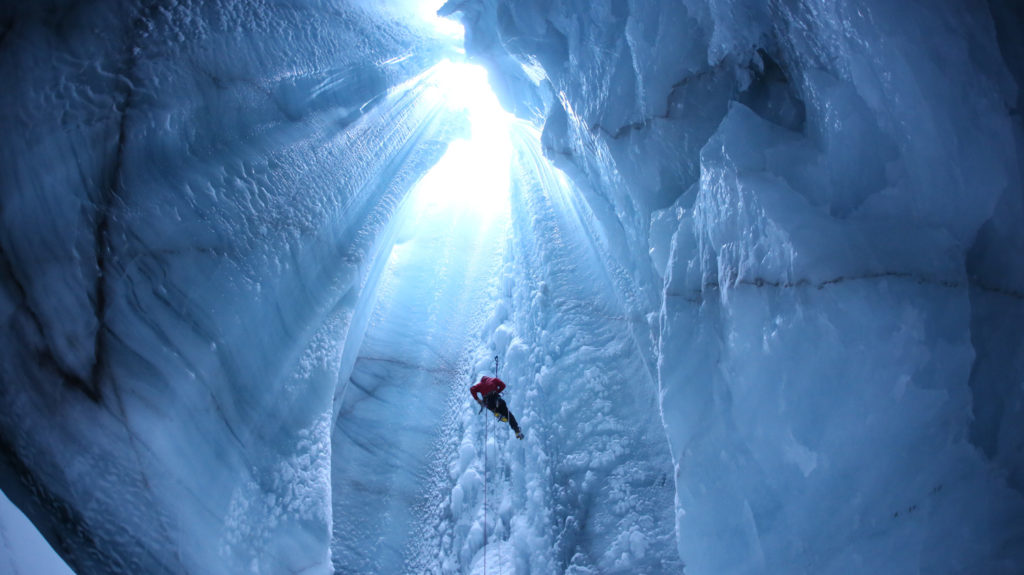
[483,355,501,575]
[480,355,506,575]
[493,355,502,575]
[483,405,488,575]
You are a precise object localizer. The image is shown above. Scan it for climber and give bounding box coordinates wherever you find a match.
[471,375,524,440]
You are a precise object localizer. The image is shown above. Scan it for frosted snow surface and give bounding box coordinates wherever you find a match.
[2,0,1024,574]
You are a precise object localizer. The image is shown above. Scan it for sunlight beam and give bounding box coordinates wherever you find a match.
[413,60,514,220]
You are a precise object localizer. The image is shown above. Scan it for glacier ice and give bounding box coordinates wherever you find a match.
[1,1,467,572]
[454,0,1024,572]
[1,0,1023,574]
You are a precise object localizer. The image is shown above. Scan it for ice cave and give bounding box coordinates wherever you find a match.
[1,0,1023,573]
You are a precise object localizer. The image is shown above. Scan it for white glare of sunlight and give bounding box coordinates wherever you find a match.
[416,0,465,39]
[414,61,513,219]
[361,0,463,39]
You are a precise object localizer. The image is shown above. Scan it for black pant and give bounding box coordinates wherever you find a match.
[484,393,520,434]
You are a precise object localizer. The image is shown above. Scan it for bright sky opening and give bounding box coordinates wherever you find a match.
[413,60,514,221]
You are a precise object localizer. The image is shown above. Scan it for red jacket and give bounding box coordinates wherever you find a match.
[471,376,506,402]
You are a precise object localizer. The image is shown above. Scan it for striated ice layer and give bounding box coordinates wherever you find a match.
[660,103,1022,574]
[0,1,462,573]
[454,0,1024,572]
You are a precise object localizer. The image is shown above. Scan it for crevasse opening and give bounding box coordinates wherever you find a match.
[1,1,1023,574]
[415,60,514,222]
[329,56,525,574]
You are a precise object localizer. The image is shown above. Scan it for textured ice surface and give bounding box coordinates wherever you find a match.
[0,1,463,573]
[2,0,1024,574]
[454,0,1024,573]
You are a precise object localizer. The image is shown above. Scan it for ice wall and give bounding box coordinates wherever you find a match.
[449,0,1024,572]
[490,125,682,573]
[0,1,462,572]
[3,0,1024,573]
